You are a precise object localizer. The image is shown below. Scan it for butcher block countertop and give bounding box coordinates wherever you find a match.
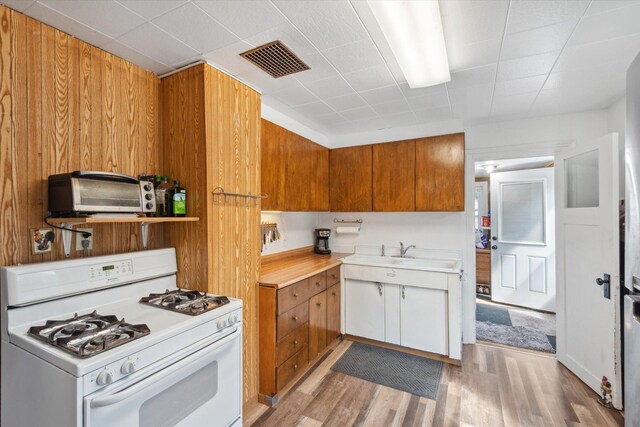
[260,246,349,289]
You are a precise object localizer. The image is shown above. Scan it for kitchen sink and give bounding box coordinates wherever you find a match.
[342,254,461,273]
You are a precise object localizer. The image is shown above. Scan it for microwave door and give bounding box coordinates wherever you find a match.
[84,330,241,427]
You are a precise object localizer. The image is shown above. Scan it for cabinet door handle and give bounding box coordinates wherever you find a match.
[316,302,321,307]
[376,282,382,296]
[402,286,405,300]
[292,316,298,321]
[331,292,336,296]
[293,364,298,370]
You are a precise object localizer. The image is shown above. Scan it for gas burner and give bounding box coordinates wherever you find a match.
[139,289,230,316]
[28,311,150,358]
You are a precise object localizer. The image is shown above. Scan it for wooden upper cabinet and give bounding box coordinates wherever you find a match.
[261,119,329,211]
[415,133,465,211]
[330,145,373,212]
[373,140,416,211]
[261,120,287,211]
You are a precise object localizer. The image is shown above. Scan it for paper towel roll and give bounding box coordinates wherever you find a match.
[336,226,360,235]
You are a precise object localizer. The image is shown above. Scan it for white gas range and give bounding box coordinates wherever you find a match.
[1,248,242,427]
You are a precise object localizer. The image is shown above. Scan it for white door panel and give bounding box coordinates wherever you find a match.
[490,168,556,311]
[400,286,447,355]
[555,133,621,409]
[344,279,384,341]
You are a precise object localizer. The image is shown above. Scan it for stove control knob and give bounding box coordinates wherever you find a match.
[229,313,239,324]
[96,369,115,386]
[217,319,228,330]
[121,359,137,375]
[143,184,152,192]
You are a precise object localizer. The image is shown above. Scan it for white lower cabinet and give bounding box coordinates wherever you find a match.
[400,285,447,355]
[344,280,448,355]
[344,279,385,341]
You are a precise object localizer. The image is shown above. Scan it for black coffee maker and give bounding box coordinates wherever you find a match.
[314,228,331,255]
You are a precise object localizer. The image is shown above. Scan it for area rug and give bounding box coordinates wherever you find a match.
[476,300,556,353]
[331,341,443,400]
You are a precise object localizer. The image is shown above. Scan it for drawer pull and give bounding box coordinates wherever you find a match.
[292,316,299,321]
[316,302,321,307]
[331,292,336,296]
[294,364,298,370]
[331,274,337,279]
[293,340,299,345]
[293,293,298,298]
[316,282,321,286]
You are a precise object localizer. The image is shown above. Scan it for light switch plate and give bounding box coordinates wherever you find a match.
[76,228,93,251]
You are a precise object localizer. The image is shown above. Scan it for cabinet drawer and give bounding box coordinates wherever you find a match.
[277,302,309,339]
[327,265,341,286]
[277,323,309,366]
[309,271,327,294]
[278,279,310,315]
[277,346,309,391]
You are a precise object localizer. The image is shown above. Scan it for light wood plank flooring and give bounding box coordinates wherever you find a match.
[244,340,624,426]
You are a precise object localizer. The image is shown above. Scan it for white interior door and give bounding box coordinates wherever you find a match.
[490,168,556,312]
[556,133,621,409]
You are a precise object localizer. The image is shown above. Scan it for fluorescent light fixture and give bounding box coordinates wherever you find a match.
[368,0,450,88]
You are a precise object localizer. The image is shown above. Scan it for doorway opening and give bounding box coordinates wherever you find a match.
[473,156,557,354]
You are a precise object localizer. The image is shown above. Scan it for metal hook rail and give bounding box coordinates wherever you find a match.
[212,187,268,205]
[333,218,363,224]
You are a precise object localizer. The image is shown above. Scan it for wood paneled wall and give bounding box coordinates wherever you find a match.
[162,63,261,404]
[0,6,163,266]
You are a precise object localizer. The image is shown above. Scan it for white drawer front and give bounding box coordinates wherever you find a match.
[343,264,448,290]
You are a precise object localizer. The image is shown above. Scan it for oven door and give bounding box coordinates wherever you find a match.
[84,328,241,427]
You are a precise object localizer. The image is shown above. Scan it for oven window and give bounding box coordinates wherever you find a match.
[139,361,218,427]
[78,179,141,207]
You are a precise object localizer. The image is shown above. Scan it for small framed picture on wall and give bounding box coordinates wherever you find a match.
[30,228,55,255]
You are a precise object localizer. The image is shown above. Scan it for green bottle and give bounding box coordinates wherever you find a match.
[169,180,186,217]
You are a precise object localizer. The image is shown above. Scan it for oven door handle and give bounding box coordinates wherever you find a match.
[90,326,238,409]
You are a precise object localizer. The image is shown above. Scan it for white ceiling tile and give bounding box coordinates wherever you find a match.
[23,2,112,48]
[398,83,447,99]
[152,3,239,54]
[381,112,421,128]
[321,39,384,74]
[117,0,187,20]
[497,51,559,81]
[291,53,338,84]
[555,33,640,72]
[244,21,318,58]
[507,0,590,34]
[2,0,36,12]
[448,84,493,119]
[570,3,640,46]
[271,82,319,107]
[447,64,497,90]
[406,92,450,110]
[359,85,405,105]
[413,106,454,123]
[447,38,502,72]
[315,111,348,126]
[240,69,299,93]
[440,0,509,44]
[272,0,368,50]
[116,23,199,67]
[494,75,546,97]
[304,76,354,100]
[491,92,537,116]
[295,101,335,117]
[339,106,378,121]
[204,41,257,76]
[39,0,146,38]
[372,99,412,116]
[585,1,640,16]
[501,20,577,60]
[194,0,287,39]
[323,94,367,112]
[101,40,172,75]
[342,65,396,92]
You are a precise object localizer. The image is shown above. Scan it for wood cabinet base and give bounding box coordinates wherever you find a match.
[258,336,342,407]
[342,335,462,367]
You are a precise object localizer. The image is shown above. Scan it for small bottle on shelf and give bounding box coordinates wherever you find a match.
[168,180,186,217]
[155,175,170,217]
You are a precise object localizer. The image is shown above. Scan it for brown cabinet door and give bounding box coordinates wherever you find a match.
[326,283,340,344]
[330,145,373,211]
[284,133,310,211]
[310,141,329,211]
[373,140,416,211]
[261,119,287,211]
[415,133,465,211]
[308,290,327,360]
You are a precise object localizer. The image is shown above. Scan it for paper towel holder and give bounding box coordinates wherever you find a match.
[334,218,363,224]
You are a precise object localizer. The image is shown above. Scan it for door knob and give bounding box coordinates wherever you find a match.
[491,245,498,250]
[596,273,611,299]
[492,236,497,241]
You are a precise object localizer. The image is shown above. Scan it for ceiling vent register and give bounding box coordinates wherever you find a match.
[240,40,310,78]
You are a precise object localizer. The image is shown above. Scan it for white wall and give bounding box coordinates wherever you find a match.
[260,212,318,255]
[608,96,626,198]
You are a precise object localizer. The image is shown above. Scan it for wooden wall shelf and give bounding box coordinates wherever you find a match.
[47,217,199,256]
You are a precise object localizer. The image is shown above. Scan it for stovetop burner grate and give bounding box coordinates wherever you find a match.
[139,289,230,316]
[28,311,150,358]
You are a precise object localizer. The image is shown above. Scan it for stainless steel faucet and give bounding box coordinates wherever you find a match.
[400,242,416,258]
